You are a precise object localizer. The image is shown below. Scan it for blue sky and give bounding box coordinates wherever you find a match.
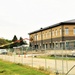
[0,0,75,40]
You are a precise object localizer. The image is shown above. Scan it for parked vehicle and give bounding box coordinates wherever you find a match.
[0,49,7,54]
[71,50,75,56]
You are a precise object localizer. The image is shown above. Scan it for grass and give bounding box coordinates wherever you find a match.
[37,55,75,61]
[0,59,50,75]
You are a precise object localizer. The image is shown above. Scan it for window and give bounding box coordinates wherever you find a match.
[73,28,75,34]
[43,33,44,38]
[34,34,37,41]
[45,44,48,49]
[37,34,38,40]
[46,32,47,38]
[74,41,75,47]
[52,30,54,36]
[65,28,69,35]
[66,42,69,48]
[49,31,51,36]
[60,28,61,35]
[49,43,51,48]
[40,34,41,39]
[43,44,45,48]
[47,32,49,36]
[56,29,57,36]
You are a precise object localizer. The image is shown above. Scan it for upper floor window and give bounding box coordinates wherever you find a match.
[52,30,54,36]
[34,34,37,41]
[46,32,47,38]
[40,34,41,39]
[73,28,75,34]
[60,28,61,35]
[37,34,38,40]
[56,29,57,36]
[43,33,44,38]
[49,31,51,36]
[47,32,49,36]
[65,28,69,35]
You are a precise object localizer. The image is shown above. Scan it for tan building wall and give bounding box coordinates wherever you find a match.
[29,23,75,50]
[63,25,75,37]
[29,29,52,41]
[42,29,51,40]
[29,25,75,41]
[52,26,62,38]
[29,19,75,50]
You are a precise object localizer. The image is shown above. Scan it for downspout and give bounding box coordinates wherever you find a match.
[62,24,64,49]
[36,33,37,50]
[40,28,43,50]
[51,28,52,49]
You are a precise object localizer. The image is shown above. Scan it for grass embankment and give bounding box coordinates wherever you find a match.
[0,59,49,75]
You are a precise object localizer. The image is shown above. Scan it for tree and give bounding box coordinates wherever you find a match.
[19,37,27,46]
[11,35,19,47]
[5,39,12,43]
[12,35,18,42]
[0,38,10,49]
[29,37,34,48]
[0,38,8,45]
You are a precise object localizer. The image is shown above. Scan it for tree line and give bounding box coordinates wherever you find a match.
[0,35,28,49]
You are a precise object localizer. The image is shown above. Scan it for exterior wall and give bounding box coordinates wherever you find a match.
[42,29,51,40]
[29,24,75,50]
[63,25,75,37]
[36,32,41,41]
[63,25,75,41]
[52,26,62,38]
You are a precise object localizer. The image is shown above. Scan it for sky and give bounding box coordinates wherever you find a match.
[0,0,75,40]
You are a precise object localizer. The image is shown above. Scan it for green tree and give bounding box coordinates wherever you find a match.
[19,37,27,46]
[11,35,19,47]
[12,35,18,42]
[0,38,8,45]
[0,38,9,48]
[5,39,12,43]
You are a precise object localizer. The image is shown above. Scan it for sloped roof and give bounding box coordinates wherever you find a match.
[63,19,75,23]
[29,19,75,35]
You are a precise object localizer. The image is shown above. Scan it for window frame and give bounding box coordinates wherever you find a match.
[73,28,75,35]
[65,28,69,35]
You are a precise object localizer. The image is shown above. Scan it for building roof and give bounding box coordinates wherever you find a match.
[63,19,75,23]
[28,19,75,35]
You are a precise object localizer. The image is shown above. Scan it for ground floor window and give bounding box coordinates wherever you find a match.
[49,43,51,48]
[74,41,75,48]
[43,44,45,49]
[60,43,63,49]
[66,42,69,49]
[52,43,54,49]
[46,44,48,49]
[55,43,58,48]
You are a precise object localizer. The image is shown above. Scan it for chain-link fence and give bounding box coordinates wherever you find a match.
[0,47,75,75]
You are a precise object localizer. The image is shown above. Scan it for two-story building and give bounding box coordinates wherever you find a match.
[29,19,75,50]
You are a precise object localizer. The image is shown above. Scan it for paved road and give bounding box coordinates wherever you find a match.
[0,54,75,75]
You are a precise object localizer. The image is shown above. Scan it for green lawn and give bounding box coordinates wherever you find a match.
[37,55,75,61]
[0,59,49,75]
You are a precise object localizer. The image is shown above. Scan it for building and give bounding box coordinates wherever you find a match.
[29,19,75,50]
